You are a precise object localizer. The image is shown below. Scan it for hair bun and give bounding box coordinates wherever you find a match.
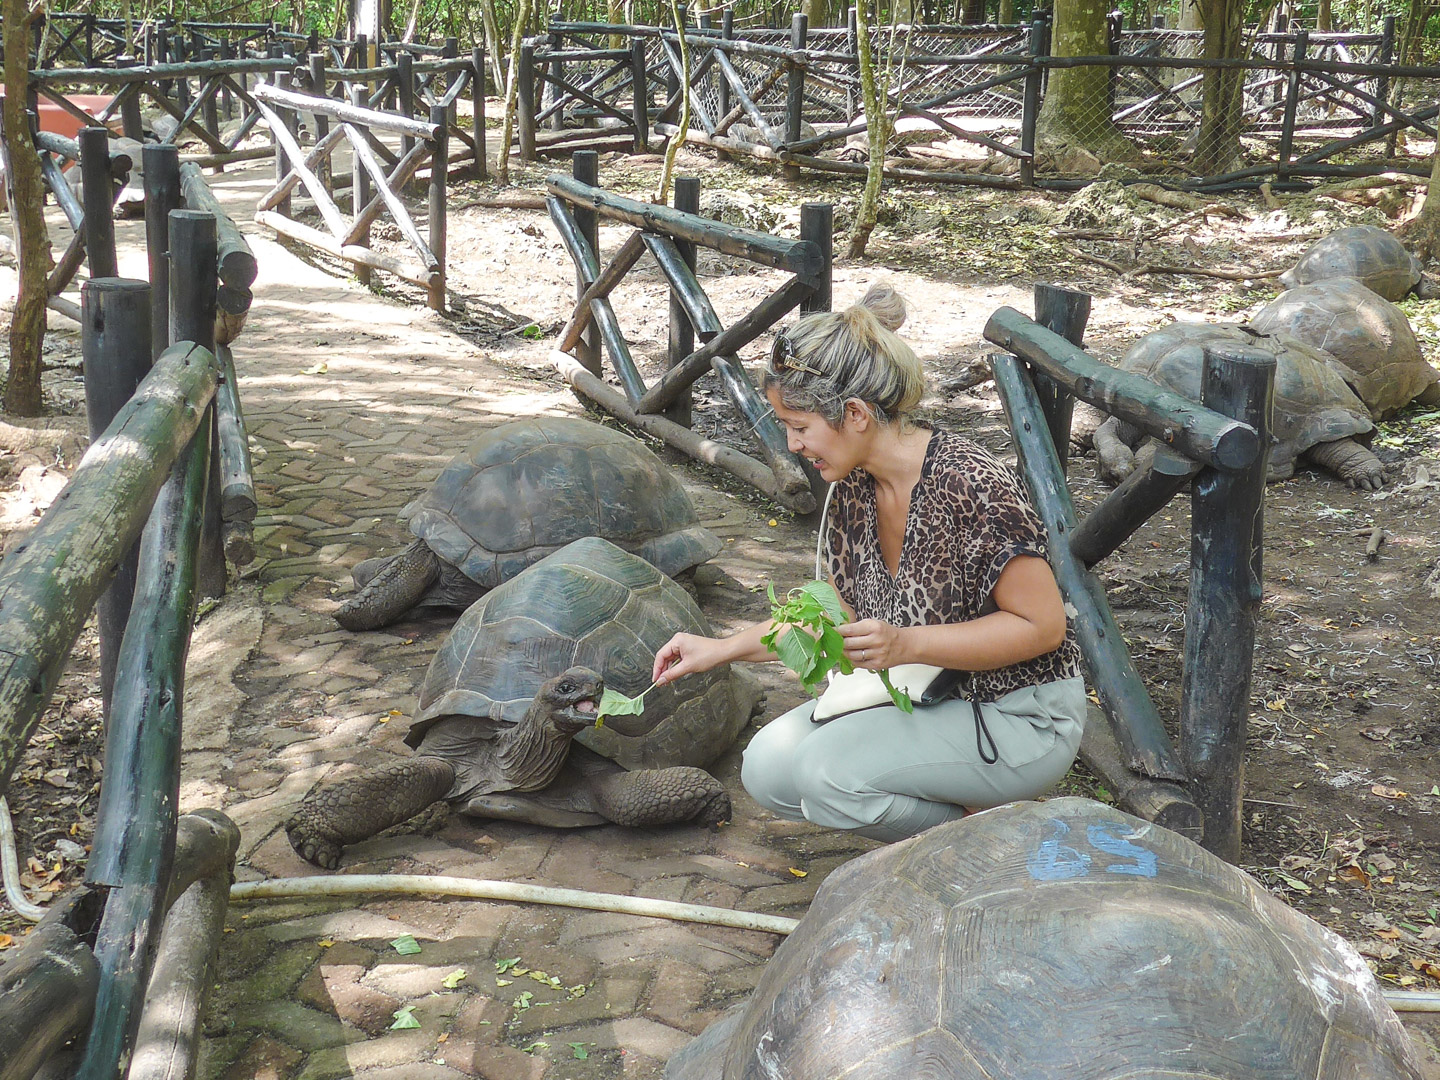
[855,282,907,332]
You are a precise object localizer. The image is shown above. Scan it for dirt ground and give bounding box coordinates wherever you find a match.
[3,138,1440,1061]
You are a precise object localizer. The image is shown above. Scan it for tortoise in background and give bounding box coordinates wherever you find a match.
[667,798,1424,1080]
[1250,277,1440,418]
[289,538,761,868]
[335,416,721,630]
[1279,224,1436,301]
[1093,323,1386,490]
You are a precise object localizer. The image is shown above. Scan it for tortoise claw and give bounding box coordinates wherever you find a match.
[285,815,344,870]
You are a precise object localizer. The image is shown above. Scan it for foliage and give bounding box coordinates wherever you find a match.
[761,581,912,711]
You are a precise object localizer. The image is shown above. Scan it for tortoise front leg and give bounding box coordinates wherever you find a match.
[285,757,455,869]
[591,767,732,829]
[1092,418,1142,485]
[334,540,440,631]
[1303,438,1386,491]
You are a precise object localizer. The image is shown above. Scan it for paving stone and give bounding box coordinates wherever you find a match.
[642,959,718,1036]
[244,1001,369,1051]
[601,1017,693,1060]
[445,1044,548,1080]
[294,1031,439,1080]
[222,1033,305,1080]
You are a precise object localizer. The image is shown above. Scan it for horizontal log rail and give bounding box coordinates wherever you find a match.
[983,308,1260,472]
[0,342,220,800]
[251,81,441,139]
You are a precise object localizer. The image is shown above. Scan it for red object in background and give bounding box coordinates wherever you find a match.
[0,91,117,140]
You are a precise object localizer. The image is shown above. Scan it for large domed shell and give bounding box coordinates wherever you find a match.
[402,417,721,588]
[1279,225,1422,301]
[409,537,752,770]
[1119,323,1374,475]
[1250,278,1439,417]
[668,798,1423,1080]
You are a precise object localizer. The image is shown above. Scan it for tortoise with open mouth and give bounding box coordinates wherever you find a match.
[288,538,760,868]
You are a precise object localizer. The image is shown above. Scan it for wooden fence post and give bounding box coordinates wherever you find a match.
[631,38,649,152]
[785,12,807,182]
[1020,18,1045,187]
[717,9,734,160]
[547,30,565,132]
[1105,9,1123,117]
[667,176,701,428]
[1180,344,1274,861]
[1373,13,1395,130]
[200,48,220,158]
[397,50,415,158]
[168,209,226,600]
[143,144,181,361]
[310,52,331,194]
[473,46,488,179]
[799,202,832,314]
[572,150,602,375]
[80,278,152,719]
[519,41,537,161]
[269,43,292,216]
[1277,29,1306,183]
[221,39,234,119]
[116,56,145,139]
[1032,283,1089,474]
[349,84,373,288]
[428,103,448,313]
[845,5,859,119]
[157,23,172,95]
[79,126,118,279]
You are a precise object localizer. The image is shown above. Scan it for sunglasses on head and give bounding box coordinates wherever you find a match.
[768,333,827,378]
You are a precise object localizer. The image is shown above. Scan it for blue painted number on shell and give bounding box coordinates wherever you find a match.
[1027,818,1158,880]
[1086,824,1158,877]
[1027,819,1091,880]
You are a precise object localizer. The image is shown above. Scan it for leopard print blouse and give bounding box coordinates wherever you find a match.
[822,428,1082,702]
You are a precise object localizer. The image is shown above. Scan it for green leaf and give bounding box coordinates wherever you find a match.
[598,687,647,718]
[521,1040,549,1054]
[1275,871,1312,893]
[569,1042,590,1060]
[773,627,819,681]
[799,580,847,626]
[390,1005,421,1030]
[442,969,467,989]
[496,956,522,974]
[389,934,422,955]
[514,990,534,1009]
[878,669,914,713]
[817,625,847,669]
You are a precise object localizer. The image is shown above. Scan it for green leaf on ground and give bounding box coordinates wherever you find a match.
[522,1040,549,1054]
[496,956,522,974]
[389,934,422,955]
[569,1042,590,1059]
[390,1005,421,1030]
[442,969,467,989]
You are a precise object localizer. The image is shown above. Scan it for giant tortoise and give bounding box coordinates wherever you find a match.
[289,537,761,868]
[1250,277,1440,417]
[1093,323,1386,489]
[334,416,721,630]
[667,798,1423,1080]
[1279,224,1436,301]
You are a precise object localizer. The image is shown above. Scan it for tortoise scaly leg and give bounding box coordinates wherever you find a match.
[1092,418,1142,486]
[334,540,441,631]
[285,757,455,869]
[590,767,732,828]
[1303,438,1387,491]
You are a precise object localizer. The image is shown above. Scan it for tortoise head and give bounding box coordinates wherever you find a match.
[534,666,604,735]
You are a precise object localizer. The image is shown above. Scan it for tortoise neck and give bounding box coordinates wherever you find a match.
[497,704,577,791]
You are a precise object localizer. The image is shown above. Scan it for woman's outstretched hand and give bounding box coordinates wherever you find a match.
[653,633,728,686]
[837,619,904,669]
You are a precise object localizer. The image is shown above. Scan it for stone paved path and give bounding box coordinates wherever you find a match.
[144,163,870,1080]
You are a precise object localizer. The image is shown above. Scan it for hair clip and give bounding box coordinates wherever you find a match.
[768,333,827,378]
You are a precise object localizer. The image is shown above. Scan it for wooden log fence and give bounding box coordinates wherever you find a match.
[548,153,830,513]
[0,148,256,1080]
[985,286,1275,861]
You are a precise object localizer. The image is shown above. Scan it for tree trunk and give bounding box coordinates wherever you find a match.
[495,0,533,185]
[961,0,986,23]
[1192,0,1247,175]
[478,0,507,93]
[2,0,52,417]
[1180,0,1204,29]
[1399,142,1440,261]
[998,0,1014,22]
[1317,0,1332,30]
[802,0,831,27]
[655,0,691,202]
[846,0,888,257]
[1034,0,1138,171]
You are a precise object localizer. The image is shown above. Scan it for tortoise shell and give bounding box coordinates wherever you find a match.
[1251,278,1439,418]
[408,537,755,771]
[402,417,721,588]
[1279,225,1423,301]
[667,798,1422,1080]
[1119,323,1373,475]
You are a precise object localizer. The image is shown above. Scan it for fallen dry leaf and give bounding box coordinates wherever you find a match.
[1371,785,1407,800]
[788,867,808,878]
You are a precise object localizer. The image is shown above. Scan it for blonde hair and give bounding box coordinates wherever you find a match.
[762,283,926,427]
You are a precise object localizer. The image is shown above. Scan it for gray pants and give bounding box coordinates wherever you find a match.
[740,677,1087,842]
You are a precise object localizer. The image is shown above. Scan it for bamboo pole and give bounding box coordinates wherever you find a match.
[0,342,219,800]
[1181,344,1274,861]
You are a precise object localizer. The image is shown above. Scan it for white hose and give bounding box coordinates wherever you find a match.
[230,873,1440,1013]
[0,796,47,922]
[230,874,801,935]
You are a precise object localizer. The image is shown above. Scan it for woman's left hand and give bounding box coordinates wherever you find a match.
[838,619,905,669]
